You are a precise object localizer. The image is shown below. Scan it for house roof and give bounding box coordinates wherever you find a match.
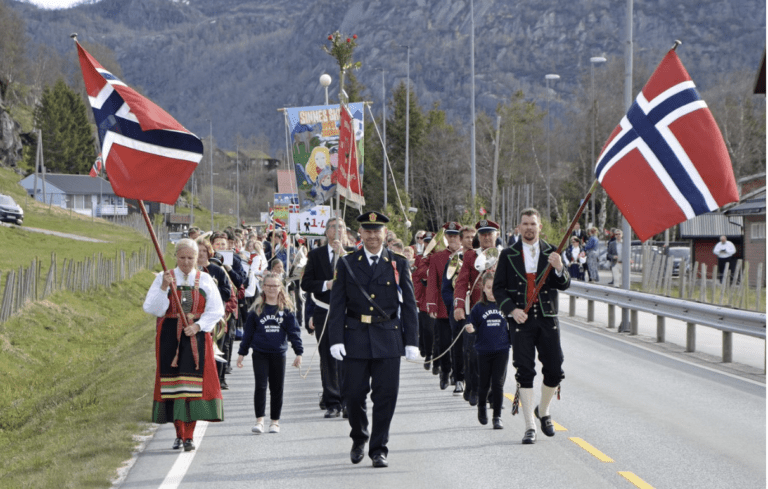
[724,189,766,216]
[679,212,744,239]
[21,173,117,196]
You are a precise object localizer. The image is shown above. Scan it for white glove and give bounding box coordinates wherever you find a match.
[330,343,346,361]
[405,346,419,361]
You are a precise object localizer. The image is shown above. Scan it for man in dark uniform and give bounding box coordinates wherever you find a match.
[493,207,570,445]
[301,217,346,418]
[427,222,462,390]
[329,211,419,468]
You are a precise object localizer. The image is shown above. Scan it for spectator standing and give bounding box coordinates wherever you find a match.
[583,227,600,283]
[713,235,736,281]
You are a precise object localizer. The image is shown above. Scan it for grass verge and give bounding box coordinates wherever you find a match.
[0,268,160,488]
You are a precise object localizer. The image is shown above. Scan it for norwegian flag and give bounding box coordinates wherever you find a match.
[595,50,738,242]
[76,41,203,205]
[89,153,103,177]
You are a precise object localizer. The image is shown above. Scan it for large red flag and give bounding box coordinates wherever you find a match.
[76,42,204,205]
[335,104,365,209]
[595,50,738,242]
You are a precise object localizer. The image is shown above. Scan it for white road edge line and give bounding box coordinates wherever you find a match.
[561,317,766,388]
[158,421,209,489]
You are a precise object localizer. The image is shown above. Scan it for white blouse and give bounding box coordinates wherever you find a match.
[143,268,225,333]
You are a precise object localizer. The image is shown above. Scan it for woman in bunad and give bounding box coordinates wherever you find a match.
[143,238,225,452]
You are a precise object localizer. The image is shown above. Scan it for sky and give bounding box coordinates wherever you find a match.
[22,0,94,9]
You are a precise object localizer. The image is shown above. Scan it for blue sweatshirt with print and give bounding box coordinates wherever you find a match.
[239,304,303,356]
[468,301,510,354]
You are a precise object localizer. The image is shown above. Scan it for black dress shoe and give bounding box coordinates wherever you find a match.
[535,405,555,437]
[423,356,431,370]
[324,407,341,418]
[319,399,326,410]
[172,438,183,450]
[492,417,504,430]
[477,404,488,425]
[350,443,365,464]
[469,391,478,406]
[183,439,196,451]
[462,387,470,401]
[522,429,537,444]
[372,453,388,468]
[439,372,449,390]
[432,363,439,375]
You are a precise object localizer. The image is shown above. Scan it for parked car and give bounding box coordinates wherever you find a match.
[667,246,691,276]
[0,194,23,225]
[169,231,187,244]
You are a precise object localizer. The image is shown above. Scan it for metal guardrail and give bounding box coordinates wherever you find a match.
[563,281,766,339]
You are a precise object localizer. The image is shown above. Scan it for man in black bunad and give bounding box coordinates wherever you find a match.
[300,217,346,418]
[329,211,419,468]
[493,208,570,445]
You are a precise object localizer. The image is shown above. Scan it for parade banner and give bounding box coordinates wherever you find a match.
[273,193,299,225]
[289,205,332,235]
[284,103,365,210]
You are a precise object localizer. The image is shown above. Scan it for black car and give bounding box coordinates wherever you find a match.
[0,194,23,225]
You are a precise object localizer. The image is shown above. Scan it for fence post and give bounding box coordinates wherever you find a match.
[587,300,594,322]
[699,264,707,303]
[722,331,733,363]
[630,309,638,335]
[686,322,696,352]
[607,304,615,329]
[656,315,665,343]
[756,263,763,312]
[569,295,576,317]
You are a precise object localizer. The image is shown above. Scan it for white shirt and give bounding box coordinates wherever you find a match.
[364,247,384,266]
[143,268,225,333]
[713,241,736,258]
[522,241,540,274]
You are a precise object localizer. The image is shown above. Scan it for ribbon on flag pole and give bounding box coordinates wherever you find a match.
[335,104,365,209]
[595,49,739,242]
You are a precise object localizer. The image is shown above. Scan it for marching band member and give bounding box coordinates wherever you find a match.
[493,208,570,445]
[453,220,500,406]
[413,232,435,372]
[143,239,225,452]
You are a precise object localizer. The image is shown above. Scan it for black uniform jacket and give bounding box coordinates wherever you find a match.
[493,239,571,318]
[300,244,334,309]
[328,247,419,359]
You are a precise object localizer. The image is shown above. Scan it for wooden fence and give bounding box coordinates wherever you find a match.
[639,247,764,312]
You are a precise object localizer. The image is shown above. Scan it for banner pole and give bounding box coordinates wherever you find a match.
[138,200,192,333]
[522,179,600,314]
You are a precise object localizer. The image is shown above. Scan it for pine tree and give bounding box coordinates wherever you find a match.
[34,78,96,174]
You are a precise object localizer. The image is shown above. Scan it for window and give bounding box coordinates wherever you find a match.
[751,221,766,240]
[74,195,85,209]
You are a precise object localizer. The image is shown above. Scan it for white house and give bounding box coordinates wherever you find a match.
[18,173,128,217]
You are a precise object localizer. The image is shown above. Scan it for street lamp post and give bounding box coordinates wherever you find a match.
[319,73,331,106]
[470,0,476,210]
[545,73,560,219]
[590,56,607,228]
[208,119,214,232]
[377,68,388,209]
[236,141,240,226]
[398,44,410,196]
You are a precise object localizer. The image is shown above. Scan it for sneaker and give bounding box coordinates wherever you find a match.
[269,422,280,433]
[251,422,264,434]
[454,381,464,396]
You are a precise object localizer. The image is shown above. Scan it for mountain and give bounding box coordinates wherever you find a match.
[10,0,766,156]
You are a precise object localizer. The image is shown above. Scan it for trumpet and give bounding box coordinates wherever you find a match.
[422,228,448,256]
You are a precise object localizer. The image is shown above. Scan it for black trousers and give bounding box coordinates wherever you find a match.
[449,313,464,381]
[343,357,400,458]
[251,350,286,420]
[217,315,235,379]
[418,311,434,358]
[478,349,509,417]
[433,318,453,375]
[314,309,343,410]
[511,313,564,389]
[463,329,479,393]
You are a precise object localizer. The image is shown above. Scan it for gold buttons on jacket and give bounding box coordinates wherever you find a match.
[371,294,376,298]
[369,306,374,311]
[387,281,391,285]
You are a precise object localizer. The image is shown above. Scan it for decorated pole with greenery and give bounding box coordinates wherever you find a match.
[322,31,361,107]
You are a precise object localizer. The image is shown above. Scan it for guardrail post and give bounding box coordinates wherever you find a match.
[587,300,594,322]
[608,304,615,328]
[569,295,576,317]
[656,316,665,343]
[686,322,696,352]
[722,331,733,363]
[630,309,638,335]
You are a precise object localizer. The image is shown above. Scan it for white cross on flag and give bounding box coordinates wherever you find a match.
[595,50,739,242]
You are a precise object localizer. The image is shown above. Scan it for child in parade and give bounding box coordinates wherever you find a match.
[466,271,510,430]
[237,272,303,434]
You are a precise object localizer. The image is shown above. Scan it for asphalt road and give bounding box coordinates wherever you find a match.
[118,317,765,489]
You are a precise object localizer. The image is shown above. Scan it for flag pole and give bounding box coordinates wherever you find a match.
[522,179,600,314]
[138,200,194,356]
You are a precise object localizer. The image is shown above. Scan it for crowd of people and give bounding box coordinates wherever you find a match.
[143,209,577,465]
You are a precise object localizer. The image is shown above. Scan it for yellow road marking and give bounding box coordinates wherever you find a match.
[553,421,567,431]
[569,437,614,462]
[618,471,655,489]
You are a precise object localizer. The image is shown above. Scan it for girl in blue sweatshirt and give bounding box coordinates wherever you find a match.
[237,272,303,434]
[466,271,510,430]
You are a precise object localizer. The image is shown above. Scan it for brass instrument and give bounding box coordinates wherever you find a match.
[446,251,463,288]
[473,246,502,273]
[212,318,227,363]
[422,229,448,256]
[287,246,308,282]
